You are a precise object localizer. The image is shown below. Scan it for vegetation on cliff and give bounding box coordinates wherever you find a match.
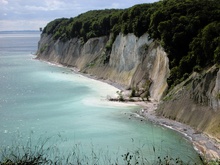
[42,0,220,88]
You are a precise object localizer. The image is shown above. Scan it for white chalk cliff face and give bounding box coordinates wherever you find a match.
[109,33,151,72]
[37,32,220,141]
[149,46,170,101]
[37,33,170,101]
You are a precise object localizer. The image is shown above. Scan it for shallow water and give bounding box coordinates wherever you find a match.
[0,31,202,164]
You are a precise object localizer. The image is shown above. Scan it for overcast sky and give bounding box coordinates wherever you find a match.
[0,0,159,31]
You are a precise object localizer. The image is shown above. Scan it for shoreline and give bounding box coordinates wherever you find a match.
[71,67,220,161]
[74,69,220,161]
[35,57,220,161]
[133,100,220,161]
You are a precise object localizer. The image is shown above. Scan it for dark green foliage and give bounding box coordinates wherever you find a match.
[43,18,69,40]
[42,4,153,42]
[148,0,220,87]
[45,9,123,42]
[130,87,136,97]
[42,0,220,87]
[116,91,125,101]
[148,0,220,85]
[194,22,220,65]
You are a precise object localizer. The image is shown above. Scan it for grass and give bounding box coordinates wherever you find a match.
[0,145,186,165]
[0,134,217,165]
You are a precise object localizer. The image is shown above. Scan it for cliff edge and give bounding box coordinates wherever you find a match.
[36,0,220,159]
[37,32,220,143]
[158,66,220,140]
[37,33,169,102]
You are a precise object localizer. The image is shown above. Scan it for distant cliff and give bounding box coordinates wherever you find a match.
[37,33,169,101]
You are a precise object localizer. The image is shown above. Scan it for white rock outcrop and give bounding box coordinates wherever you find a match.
[37,33,170,101]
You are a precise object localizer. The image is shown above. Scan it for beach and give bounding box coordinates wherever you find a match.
[70,66,220,161]
[38,61,220,161]
[133,100,220,161]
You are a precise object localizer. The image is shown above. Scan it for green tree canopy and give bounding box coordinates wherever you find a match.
[42,0,220,87]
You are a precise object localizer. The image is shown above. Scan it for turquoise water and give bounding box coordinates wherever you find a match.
[0,31,202,164]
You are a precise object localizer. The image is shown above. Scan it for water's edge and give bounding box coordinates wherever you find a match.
[35,57,216,161]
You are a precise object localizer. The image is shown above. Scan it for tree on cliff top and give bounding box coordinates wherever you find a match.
[42,0,220,88]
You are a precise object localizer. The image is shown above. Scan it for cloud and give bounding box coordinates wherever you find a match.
[45,0,66,10]
[24,5,48,11]
[21,0,81,12]
[0,0,159,31]
[110,3,120,8]
[0,0,8,5]
[23,0,68,11]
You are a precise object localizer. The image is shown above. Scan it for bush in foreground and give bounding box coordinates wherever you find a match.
[0,135,216,165]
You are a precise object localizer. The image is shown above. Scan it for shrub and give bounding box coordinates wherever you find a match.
[130,87,136,97]
[0,134,205,165]
[116,90,125,101]
[193,65,202,72]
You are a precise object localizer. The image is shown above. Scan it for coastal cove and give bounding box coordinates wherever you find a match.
[38,0,220,150]
[0,31,204,164]
[45,59,220,161]
[36,0,220,161]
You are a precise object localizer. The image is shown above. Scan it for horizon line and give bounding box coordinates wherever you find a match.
[0,30,41,32]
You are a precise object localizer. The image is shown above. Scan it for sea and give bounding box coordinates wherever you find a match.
[0,31,202,164]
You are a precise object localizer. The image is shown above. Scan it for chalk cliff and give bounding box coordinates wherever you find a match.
[37,33,170,101]
[37,32,220,141]
[158,66,220,140]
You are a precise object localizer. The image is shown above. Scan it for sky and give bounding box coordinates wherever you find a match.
[0,0,159,31]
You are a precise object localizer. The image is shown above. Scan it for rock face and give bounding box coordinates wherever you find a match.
[37,34,109,69]
[37,32,220,141]
[37,33,170,101]
[158,66,220,140]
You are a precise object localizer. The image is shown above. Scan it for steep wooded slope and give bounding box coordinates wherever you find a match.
[41,0,220,88]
